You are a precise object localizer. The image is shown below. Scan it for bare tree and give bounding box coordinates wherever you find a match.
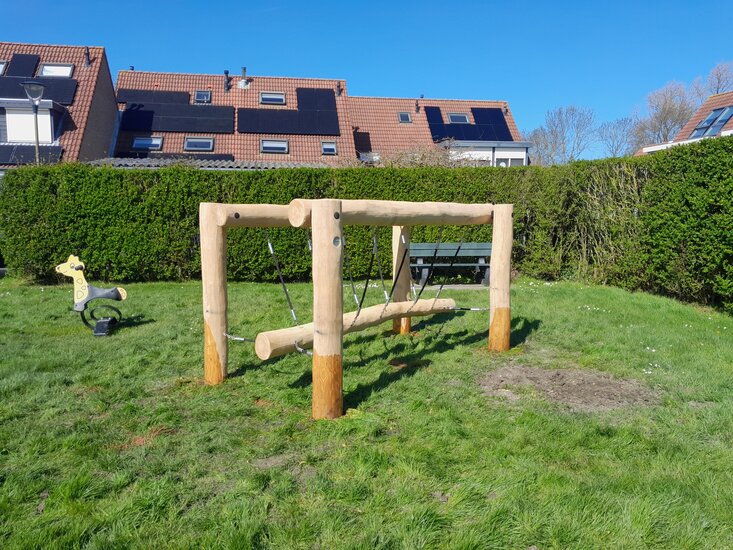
[526,106,595,165]
[691,61,733,103]
[633,82,695,148]
[597,117,635,157]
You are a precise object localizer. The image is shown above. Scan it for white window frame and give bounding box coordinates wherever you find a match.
[260,139,289,154]
[321,141,337,155]
[0,61,6,76]
[398,112,412,123]
[184,137,215,152]
[131,136,163,151]
[447,112,470,124]
[194,90,212,104]
[38,63,74,78]
[260,92,286,105]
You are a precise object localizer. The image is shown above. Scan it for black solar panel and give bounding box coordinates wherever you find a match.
[0,77,78,105]
[0,144,62,164]
[426,106,514,143]
[353,131,372,153]
[117,89,190,104]
[5,54,40,77]
[121,103,234,133]
[424,106,444,124]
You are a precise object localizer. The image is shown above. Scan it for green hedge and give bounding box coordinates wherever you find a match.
[1,137,732,312]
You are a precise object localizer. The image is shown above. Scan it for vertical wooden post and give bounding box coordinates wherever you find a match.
[200,203,228,384]
[311,199,344,419]
[391,225,412,334]
[488,204,513,352]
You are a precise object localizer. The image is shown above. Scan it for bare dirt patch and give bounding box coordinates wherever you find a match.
[480,365,658,412]
[251,452,296,469]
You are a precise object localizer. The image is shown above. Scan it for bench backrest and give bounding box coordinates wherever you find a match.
[410,242,492,257]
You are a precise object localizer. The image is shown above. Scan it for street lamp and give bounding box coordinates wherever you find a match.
[21,81,46,165]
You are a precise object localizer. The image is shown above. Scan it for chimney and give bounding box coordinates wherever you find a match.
[83,47,91,67]
[224,69,231,92]
[241,66,247,79]
[336,81,343,97]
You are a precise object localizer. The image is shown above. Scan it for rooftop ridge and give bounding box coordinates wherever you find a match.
[0,41,105,50]
[350,94,508,104]
[117,70,344,82]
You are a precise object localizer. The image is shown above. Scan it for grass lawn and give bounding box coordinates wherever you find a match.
[1,275,732,548]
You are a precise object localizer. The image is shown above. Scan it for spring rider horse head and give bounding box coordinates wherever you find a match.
[55,255,127,336]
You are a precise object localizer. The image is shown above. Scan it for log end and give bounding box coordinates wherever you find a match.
[254,333,273,361]
[288,199,310,228]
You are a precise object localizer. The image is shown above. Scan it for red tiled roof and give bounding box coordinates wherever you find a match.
[0,42,108,163]
[115,71,356,164]
[674,90,733,142]
[346,96,522,156]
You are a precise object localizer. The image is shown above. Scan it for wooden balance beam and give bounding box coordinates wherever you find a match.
[255,298,456,360]
[288,199,494,228]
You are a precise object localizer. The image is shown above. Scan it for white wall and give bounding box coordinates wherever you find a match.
[5,109,54,143]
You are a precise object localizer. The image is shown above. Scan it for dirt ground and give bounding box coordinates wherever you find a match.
[479,365,659,412]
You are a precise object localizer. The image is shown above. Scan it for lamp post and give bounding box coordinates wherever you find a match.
[21,81,46,165]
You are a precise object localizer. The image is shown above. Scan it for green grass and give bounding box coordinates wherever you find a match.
[1,276,732,549]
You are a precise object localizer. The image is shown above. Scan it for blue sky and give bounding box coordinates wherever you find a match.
[6,0,732,156]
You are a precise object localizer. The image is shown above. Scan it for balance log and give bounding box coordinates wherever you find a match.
[255,298,456,360]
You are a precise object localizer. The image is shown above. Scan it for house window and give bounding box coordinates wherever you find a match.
[132,137,163,150]
[194,90,211,104]
[0,61,6,76]
[260,139,289,154]
[690,106,733,138]
[260,92,286,105]
[398,112,412,123]
[5,108,54,143]
[184,137,214,151]
[321,141,337,155]
[448,113,470,124]
[38,63,74,78]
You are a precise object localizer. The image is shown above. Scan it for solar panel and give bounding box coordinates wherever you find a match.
[0,144,62,164]
[0,77,78,105]
[424,106,444,124]
[5,54,40,77]
[121,103,234,133]
[117,89,190,104]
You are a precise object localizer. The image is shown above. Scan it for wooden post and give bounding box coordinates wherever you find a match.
[311,199,344,419]
[392,225,412,334]
[200,203,228,384]
[488,204,513,352]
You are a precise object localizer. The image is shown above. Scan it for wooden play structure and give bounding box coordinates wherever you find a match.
[199,199,513,419]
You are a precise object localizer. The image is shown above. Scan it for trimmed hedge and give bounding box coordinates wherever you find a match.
[0,136,731,312]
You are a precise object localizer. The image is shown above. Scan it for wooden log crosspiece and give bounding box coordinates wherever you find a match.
[255,298,456,360]
[288,199,494,228]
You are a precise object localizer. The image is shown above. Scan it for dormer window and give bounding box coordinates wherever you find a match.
[398,112,412,123]
[689,106,733,138]
[132,137,163,150]
[448,113,470,124]
[184,137,214,152]
[261,139,288,153]
[0,61,6,76]
[260,92,286,105]
[194,90,211,104]
[38,63,74,78]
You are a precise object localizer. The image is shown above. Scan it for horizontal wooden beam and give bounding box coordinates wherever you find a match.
[288,199,494,228]
[200,202,291,228]
[255,298,456,360]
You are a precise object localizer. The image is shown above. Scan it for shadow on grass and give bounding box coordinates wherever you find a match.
[344,359,431,410]
[119,314,156,330]
[510,317,542,347]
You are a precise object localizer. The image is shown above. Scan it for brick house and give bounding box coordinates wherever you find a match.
[638,90,733,154]
[112,68,527,166]
[0,42,118,172]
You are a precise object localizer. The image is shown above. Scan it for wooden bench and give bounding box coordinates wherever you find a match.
[410,242,492,286]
